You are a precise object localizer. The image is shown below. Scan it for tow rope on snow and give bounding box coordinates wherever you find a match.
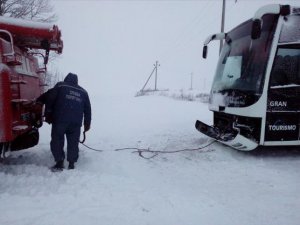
[79,130,216,159]
[79,131,103,152]
[114,140,216,159]
[79,131,86,144]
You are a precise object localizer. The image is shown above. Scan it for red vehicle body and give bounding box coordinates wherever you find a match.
[0,16,63,157]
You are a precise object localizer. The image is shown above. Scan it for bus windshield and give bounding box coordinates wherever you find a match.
[211,15,278,107]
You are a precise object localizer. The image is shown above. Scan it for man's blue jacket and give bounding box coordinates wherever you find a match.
[38,73,91,128]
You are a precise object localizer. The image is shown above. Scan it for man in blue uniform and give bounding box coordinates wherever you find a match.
[37,73,91,171]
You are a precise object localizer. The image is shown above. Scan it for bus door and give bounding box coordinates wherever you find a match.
[266,46,300,141]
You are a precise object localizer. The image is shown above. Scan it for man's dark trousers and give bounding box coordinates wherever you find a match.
[50,122,81,163]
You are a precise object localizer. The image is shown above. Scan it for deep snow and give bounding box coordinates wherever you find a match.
[0,93,300,225]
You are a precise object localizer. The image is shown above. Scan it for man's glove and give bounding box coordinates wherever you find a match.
[45,113,53,124]
[84,124,90,132]
[30,100,43,117]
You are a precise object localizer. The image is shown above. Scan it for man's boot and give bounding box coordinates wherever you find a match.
[68,162,75,170]
[51,160,64,172]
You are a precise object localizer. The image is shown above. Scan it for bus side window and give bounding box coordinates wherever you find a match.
[297,55,300,84]
[270,47,300,87]
[283,55,299,84]
[270,55,288,86]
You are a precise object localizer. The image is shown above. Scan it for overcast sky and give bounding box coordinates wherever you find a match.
[51,0,300,96]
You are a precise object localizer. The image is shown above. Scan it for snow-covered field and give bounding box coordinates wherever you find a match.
[1,93,300,225]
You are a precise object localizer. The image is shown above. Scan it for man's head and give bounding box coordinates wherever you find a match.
[64,73,78,85]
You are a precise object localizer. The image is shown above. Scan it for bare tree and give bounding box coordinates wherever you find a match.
[0,0,60,87]
[0,0,56,22]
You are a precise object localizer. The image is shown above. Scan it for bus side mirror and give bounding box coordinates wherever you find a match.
[251,19,261,39]
[203,45,208,59]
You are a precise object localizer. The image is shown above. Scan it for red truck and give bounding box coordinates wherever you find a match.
[0,16,63,158]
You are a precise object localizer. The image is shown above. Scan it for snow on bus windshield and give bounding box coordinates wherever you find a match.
[212,15,278,98]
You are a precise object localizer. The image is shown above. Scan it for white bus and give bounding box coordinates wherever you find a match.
[195,4,300,150]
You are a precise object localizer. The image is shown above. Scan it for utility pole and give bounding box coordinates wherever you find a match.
[220,0,238,53]
[154,60,160,91]
[220,0,226,54]
[190,72,193,90]
[141,60,160,92]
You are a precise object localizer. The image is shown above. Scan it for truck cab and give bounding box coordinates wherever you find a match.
[0,17,63,157]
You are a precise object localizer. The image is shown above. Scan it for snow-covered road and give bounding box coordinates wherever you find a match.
[1,94,299,225]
